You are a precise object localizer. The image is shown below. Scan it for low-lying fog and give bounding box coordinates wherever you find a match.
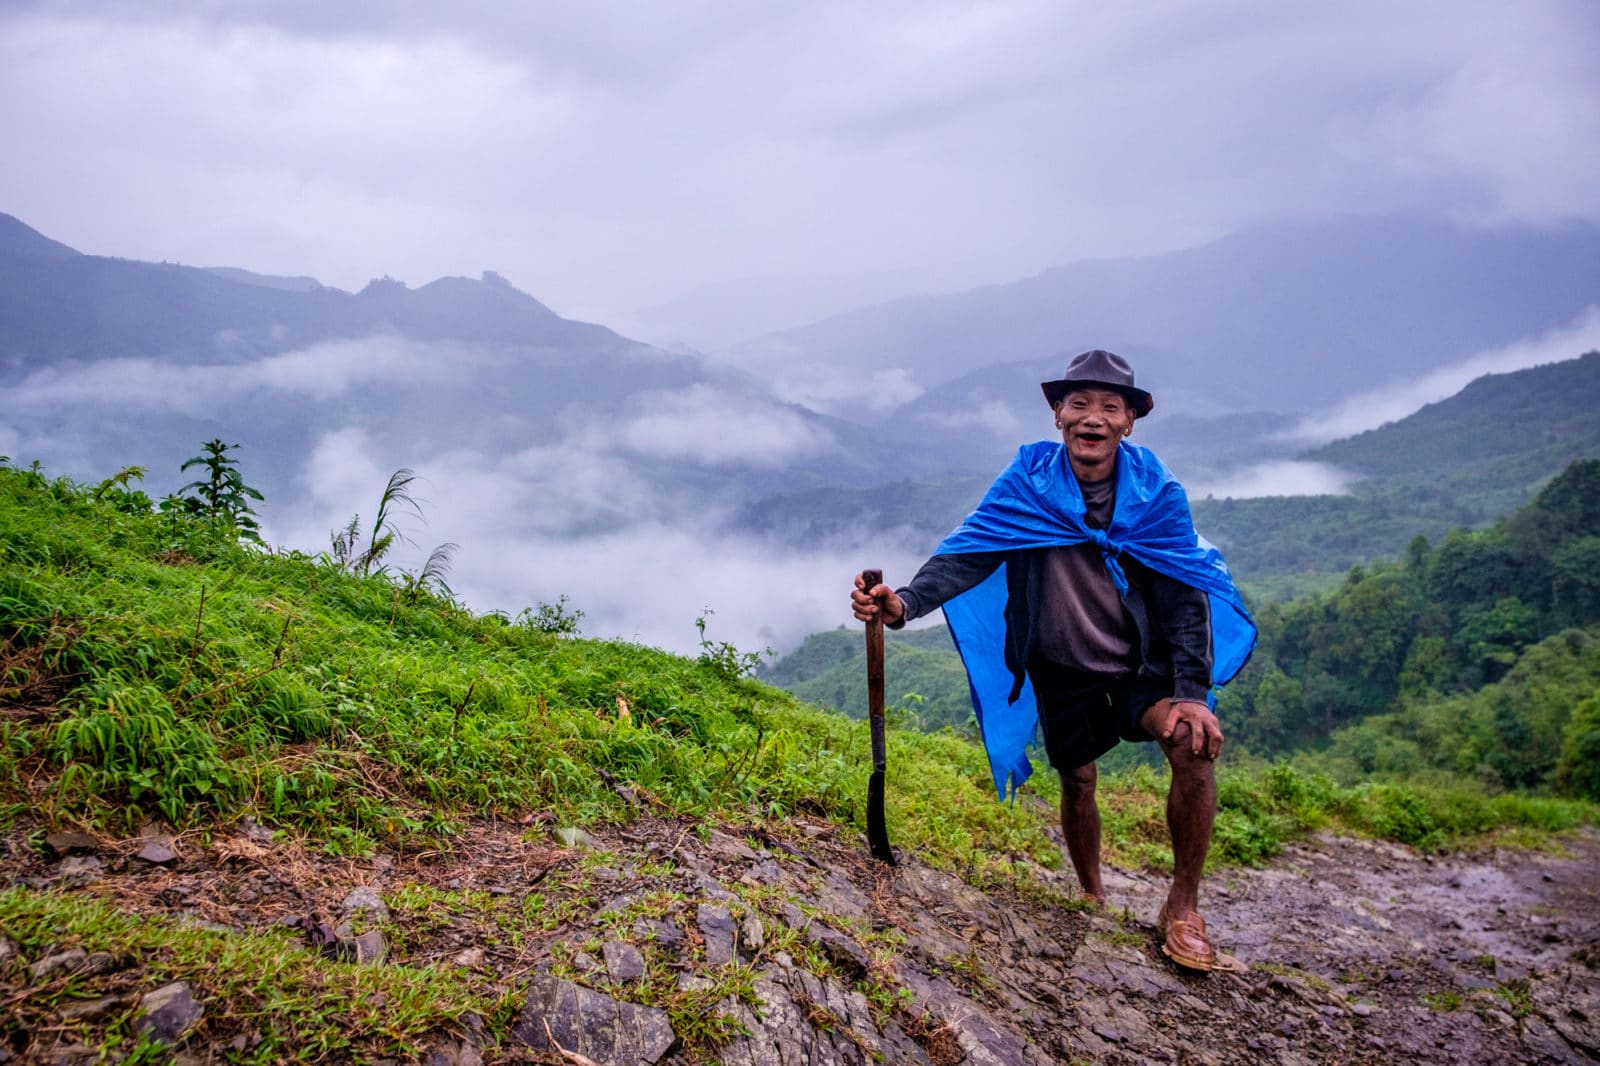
[4,310,1595,657]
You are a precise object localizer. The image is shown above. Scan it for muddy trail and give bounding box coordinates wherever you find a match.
[2,810,1597,1064]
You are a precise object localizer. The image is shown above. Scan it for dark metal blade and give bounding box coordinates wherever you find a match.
[867,769,894,864]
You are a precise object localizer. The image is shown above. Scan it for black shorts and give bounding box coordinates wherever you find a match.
[1027,657,1175,772]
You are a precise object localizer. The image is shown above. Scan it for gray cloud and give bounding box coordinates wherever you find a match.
[9,338,480,414]
[923,401,1022,439]
[610,384,837,466]
[1288,306,1600,443]
[3,2,1596,342]
[269,425,925,656]
[5,1,1599,654]
[1190,461,1356,501]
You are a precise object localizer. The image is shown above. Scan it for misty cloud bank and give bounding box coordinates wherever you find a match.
[272,427,925,658]
[8,337,483,415]
[1,334,904,657]
[4,2,1595,337]
[7,314,1596,655]
[1189,461,1356,501]
[1288,305,1600,443]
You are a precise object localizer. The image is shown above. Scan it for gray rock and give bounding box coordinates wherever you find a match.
[742,913,765,954]
[816,872,869,919]
[690,872,738,901]
[83,951,118,975]
[898,967,1033,1066]
[29,947,87,981]
[452,947,486,968]
[0,934,16,973]
[136,981,203,1044]
[59,994,132,1022]
[332,930,387,964]
[698,903,737,967]
[341,886,391,922]
[719,970,926,1066]
[511,973,676,1064]
[424,1013,486,1066]
[135,842,177,865]
[43,831,98,855]
[806,924,871,979]
[1534,969,1600,1055]
[1480,1007,1516,1030]
[741,859,784,885]
[424,1037,483,1066]
[595,892,641,920]
[633,917,684,946]
[603,940,647,983]
[704,830,759,861]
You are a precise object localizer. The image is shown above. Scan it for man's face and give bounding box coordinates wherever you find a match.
[1057,388,1135,472]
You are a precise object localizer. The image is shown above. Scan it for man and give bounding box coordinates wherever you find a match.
[850,349,1255,972]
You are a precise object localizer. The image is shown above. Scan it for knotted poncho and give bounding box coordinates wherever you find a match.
[937,440,1256,799]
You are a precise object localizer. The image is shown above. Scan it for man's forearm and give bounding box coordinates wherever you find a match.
[892,551,1005,627]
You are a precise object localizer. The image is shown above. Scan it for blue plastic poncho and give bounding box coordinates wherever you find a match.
[936,440,1256,799]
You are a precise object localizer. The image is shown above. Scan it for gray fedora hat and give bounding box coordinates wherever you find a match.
[1040,349,1154,418]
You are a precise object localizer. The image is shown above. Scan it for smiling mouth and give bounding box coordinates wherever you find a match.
[1075,431,1108,443]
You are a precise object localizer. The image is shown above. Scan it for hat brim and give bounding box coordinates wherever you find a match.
[1041,378,1154,418]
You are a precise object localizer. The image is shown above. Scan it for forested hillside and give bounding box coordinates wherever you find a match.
[735,352,1600,582]
[768,459,1600,800]
[1224,458,1600,790]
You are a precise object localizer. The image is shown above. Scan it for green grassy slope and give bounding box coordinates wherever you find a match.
[0,466,1052,870]
[1,460,1592,1059]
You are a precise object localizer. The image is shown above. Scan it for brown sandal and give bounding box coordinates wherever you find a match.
[1158,905,1246,973]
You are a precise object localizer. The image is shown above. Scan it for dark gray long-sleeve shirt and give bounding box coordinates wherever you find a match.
[892,475,1214,704]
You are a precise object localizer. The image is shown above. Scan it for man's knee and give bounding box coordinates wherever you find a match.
[1060,763,1097,804]
[1161,735,1215,790]
[1145,701,1214,768]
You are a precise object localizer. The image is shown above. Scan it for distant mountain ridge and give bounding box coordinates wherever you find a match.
[6,209,1599,655]
[0,213,80,260]
[0,212,905,541]
[0,213,629,366]
[727,214,1600,421]
[731,351,1600,580]
[201,266,325,293]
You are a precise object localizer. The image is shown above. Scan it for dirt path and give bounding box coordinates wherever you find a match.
[3,815,1597,1063]
[1085,828,1600,1063]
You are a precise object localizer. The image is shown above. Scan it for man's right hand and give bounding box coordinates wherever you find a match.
[851,572,905,626]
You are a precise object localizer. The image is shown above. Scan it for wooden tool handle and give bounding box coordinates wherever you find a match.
[862,568,886,770]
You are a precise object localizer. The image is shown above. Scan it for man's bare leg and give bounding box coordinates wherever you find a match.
[1059,762,1105,904]
[1139,699,1216,920]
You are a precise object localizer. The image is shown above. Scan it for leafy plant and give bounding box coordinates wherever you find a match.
[519,595,584,636]
[172,439,265,543]
[695,609,772,681]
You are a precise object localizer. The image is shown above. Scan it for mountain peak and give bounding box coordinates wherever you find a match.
[0,213,82,260]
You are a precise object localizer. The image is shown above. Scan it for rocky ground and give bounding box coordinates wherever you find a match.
[2,809,1597,1064]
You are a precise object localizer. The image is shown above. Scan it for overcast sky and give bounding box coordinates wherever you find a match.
[3,1,1598,345]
